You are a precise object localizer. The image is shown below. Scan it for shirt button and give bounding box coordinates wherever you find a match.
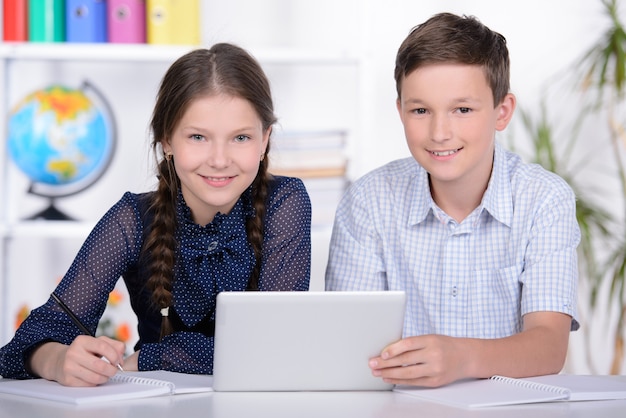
[451,286,458,297]
[207,241,218,252]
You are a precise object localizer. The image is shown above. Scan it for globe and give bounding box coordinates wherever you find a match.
[7,82,116,220]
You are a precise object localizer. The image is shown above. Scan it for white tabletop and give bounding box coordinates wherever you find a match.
[1,388,626,418]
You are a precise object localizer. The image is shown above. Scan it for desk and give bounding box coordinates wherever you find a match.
[1,387,626,418]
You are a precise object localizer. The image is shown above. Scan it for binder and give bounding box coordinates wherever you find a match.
[28,0,66,42]
[107,0,146,43]
[65,0,107,42]
[3,0,28,41]
[146,0,200,45]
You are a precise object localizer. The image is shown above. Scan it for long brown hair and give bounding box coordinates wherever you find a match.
[143,44,276,339]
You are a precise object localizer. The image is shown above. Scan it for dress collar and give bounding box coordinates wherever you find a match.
[175,187,256,231]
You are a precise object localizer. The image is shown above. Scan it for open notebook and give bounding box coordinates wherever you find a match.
[393,374,626,408]
[0,370,213,405]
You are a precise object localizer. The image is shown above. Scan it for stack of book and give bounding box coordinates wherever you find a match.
[270,130,349,226]
[2,0,200,44]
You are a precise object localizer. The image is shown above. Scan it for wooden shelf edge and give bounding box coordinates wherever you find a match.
[269,167,347,178]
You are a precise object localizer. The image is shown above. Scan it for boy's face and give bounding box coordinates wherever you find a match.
[397,63,515,194]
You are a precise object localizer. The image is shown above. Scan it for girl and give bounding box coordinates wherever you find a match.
[0,43,311,386]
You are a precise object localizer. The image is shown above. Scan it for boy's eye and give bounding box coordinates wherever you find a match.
[413,108,427,114]
[458,107,471,113]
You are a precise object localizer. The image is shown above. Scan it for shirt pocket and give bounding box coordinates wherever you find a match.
[471,263,523,338]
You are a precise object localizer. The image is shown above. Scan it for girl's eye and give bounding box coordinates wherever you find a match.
[190,134,204,141]
[235,135,250,142]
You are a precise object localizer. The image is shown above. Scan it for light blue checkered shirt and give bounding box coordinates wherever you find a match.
[325,142,580,338]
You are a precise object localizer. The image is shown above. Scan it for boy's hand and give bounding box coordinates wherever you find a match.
[368,334,469,388]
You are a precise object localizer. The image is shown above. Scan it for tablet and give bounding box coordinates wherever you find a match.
[212,290,406,391]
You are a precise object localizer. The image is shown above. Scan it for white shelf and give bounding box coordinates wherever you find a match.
[0,42,359,65]
[1,221,95,239]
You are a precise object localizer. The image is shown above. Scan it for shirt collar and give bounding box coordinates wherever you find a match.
[481,142,513,228]
[408,142,513,228]
[407,159,433,226]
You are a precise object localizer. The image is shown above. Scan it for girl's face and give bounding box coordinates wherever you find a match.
[163,94,269,225]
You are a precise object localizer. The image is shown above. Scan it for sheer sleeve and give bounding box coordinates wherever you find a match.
[0,192,144,379]
[259,176,312,291]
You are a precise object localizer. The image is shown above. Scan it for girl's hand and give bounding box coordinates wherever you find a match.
[28,336,125,387]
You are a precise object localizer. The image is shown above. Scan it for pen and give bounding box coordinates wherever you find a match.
[51,292,124,372]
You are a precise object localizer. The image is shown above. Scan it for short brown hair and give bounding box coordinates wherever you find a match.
[394,12,510,107]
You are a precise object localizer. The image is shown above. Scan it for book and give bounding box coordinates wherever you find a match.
[146,0,200,45]
[28,0,65,42]
[65,0,107,43]
[0,370,213,405]
[393,374,626,408]
[3,0,28,41]
[301,176,348,226]
[270,130,348,179]
[107,0,146,43]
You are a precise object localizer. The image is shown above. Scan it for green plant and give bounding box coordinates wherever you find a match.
[578,0,626,374]
[516,0,626,374]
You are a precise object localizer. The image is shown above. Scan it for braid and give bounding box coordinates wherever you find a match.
[143,158,178,339]
[245,152,270,291]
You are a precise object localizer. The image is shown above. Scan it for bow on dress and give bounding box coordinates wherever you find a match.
[173,197,256,329]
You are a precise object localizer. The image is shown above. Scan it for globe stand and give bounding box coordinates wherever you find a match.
[26,199,74,221]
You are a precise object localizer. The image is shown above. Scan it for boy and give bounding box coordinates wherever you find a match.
[325,12,580,388]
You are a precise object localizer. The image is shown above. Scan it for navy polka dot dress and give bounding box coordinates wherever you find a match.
[0,176,311,379]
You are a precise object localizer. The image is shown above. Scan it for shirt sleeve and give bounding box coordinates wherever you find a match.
[259,176,312,291]
[325,178,388,291]
[138,333,215,374]
[0,193,144,379]
[519,181,580,330]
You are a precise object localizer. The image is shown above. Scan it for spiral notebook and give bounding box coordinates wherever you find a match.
[393,374,626,408]
[0,370,213,405]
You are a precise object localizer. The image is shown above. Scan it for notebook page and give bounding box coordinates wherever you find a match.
[117,371,214,394]
[0,376,172,405]
[393,377,569,408]
[519,374,626,401]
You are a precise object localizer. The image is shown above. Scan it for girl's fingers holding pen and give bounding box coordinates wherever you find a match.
[91,336,126,370]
